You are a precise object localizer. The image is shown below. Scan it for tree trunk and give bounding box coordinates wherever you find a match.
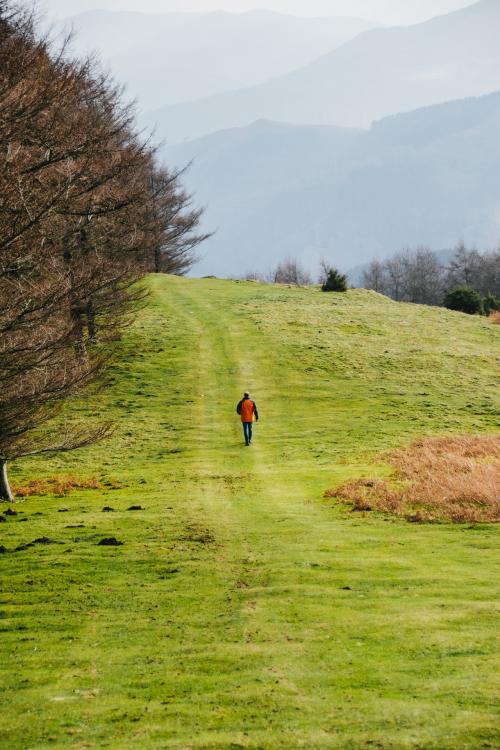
[71,304,86,358]
[154,246,162,274]
[0,459,13,502]
[86,300,97,344]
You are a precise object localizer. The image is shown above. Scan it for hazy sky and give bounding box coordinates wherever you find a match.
[37,0,475,25]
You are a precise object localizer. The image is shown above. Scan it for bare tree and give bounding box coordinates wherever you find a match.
[362,243,500,306]
[481,249,500,297]
[241,270,267,282]
[318,258,331,286]
[362,259,388,293]
[400,247,445,305]
[384,253,407,301]
[148,166,210,275]
[444,243,500,297]
[272,257,311,286]
[0,3,207,499]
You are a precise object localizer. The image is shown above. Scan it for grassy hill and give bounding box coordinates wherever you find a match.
[1,275,499,749]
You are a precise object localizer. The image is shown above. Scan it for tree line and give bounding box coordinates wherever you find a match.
[243,257,347,290]
[362,244,500,311]
[0,3,206,500]
[243,245,499,312]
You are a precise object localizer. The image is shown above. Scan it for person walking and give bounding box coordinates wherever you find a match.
[236,392,259,446]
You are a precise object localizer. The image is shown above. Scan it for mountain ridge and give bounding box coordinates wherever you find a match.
[147,0,500,142]
[58,10,374,110]
[163,90,500,276]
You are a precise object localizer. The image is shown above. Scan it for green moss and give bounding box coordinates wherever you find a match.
[1,276,499,749]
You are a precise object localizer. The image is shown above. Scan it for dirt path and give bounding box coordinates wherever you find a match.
[2,276,498,750]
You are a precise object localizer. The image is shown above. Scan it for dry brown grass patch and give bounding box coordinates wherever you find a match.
[325,435,500,523]
[13,476,103,498]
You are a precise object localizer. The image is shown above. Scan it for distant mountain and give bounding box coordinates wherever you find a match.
[58,10,374,111]
[149,0,500,143]
[164,91,500,277]
[58,10,190,60]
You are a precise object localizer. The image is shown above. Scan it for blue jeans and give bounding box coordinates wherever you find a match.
[243,422,253,445]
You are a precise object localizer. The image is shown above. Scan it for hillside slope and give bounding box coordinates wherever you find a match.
[1,277,499,749]
[166,91,500,275]
[149,0,500,143]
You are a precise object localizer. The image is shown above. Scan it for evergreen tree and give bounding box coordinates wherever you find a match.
[483,294,500,316]
[322,268,348,292]
[444,287,484,315]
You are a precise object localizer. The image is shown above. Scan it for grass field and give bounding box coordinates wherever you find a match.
[1,275,499,750]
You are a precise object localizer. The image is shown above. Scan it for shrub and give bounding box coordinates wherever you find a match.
[444,286,484,315]
[483,294,500,316]
[12,476,102,498]
[322,268,348,293]
[325,435,500,524]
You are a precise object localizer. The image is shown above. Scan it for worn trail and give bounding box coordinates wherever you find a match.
[1,275,498,750]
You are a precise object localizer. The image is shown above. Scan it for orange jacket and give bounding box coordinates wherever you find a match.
[237,398,259,423]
